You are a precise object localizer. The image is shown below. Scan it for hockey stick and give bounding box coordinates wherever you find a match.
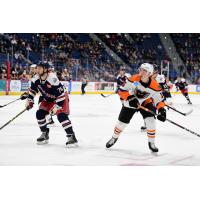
[0,97,21,108]
[138,105,200,138]
[166,105,193,116]
[0,108,27,130]
[100,93,115,98]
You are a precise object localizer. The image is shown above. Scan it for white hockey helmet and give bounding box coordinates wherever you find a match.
[30,64,37,68]
[139,63,154,75]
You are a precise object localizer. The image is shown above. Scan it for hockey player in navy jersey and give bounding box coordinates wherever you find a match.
[25,62,78,146]
[115,67,131,97]
[175,77,192,104]
[20,63,55,126]
[151,71,173,105]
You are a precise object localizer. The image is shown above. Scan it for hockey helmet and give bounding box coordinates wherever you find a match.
[38,61,50,69]
[139,63,154,75]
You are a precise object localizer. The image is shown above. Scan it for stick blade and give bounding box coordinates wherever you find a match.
[185,108,193,116]
[100,93,106,98]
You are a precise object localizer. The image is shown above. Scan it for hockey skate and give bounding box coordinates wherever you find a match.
[188,101,192,105]
[66,134,78,147]
[140,126,147,132]
[37,128,49,144]
[148,142,159,153]
[106,137,118,148]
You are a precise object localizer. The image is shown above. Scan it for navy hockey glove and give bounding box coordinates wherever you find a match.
[157,107,166,122]
[127,95,139,108]
[25,99,34,110]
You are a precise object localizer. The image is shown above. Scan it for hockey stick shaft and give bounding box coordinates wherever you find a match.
[100,93,115,98]
[138,105,200,137]
[0,98,21,108]
[0,108,27,130]
[166,105,192,116]
[165,118,200,137]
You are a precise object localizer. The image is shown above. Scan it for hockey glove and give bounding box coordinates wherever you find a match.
[51,104,62,115]
[20,92,29,100]
[25,98,34,110]
[157,107,166,122]
[127,95,139,108]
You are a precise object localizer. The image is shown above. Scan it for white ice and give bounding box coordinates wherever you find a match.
[0,94,200,165]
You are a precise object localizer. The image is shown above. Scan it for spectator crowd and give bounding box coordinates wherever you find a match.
[1,33,200,84]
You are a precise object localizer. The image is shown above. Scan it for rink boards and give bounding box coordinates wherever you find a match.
[0,80,200,95]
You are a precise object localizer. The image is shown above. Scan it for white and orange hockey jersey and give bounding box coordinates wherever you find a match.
[118,74,165,109]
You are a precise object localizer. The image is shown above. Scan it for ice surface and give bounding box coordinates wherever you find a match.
[0,94,200,165]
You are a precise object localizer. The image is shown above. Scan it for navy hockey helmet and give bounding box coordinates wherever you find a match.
[38,61,50,69]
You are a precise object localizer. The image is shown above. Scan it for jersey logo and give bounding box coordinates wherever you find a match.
[134,88,150,99]
[133,81,140,87]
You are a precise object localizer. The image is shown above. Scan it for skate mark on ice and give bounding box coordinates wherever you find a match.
[104,148,167,162]
[120,163,152,166]
[169,155,194,165]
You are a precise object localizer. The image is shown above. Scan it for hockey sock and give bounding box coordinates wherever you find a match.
[113,120,127,138]
[144,117,156,142]
[36,109,49,132]
[57,113,74,137]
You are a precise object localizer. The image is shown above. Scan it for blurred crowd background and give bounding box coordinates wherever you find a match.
[1,33,200,84]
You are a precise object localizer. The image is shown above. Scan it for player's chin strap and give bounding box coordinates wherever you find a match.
[138,105,200,138]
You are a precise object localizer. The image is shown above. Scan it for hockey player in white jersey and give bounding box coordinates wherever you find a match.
[106,63,166,153]
[140,69,172,132]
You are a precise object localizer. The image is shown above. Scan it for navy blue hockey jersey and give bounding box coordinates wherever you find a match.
[175,78,188,90]
[28,73,66,106]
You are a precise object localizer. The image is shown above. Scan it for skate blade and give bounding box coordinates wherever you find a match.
[66,143,79,148]
[37,140,49,145]
[140,129,146,132]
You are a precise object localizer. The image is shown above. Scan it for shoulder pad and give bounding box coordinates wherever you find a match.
[128,74,141,82]
[47,73,60,86]
[117,75,120,79]
[150,79,162,91]
[31,74,39,83]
